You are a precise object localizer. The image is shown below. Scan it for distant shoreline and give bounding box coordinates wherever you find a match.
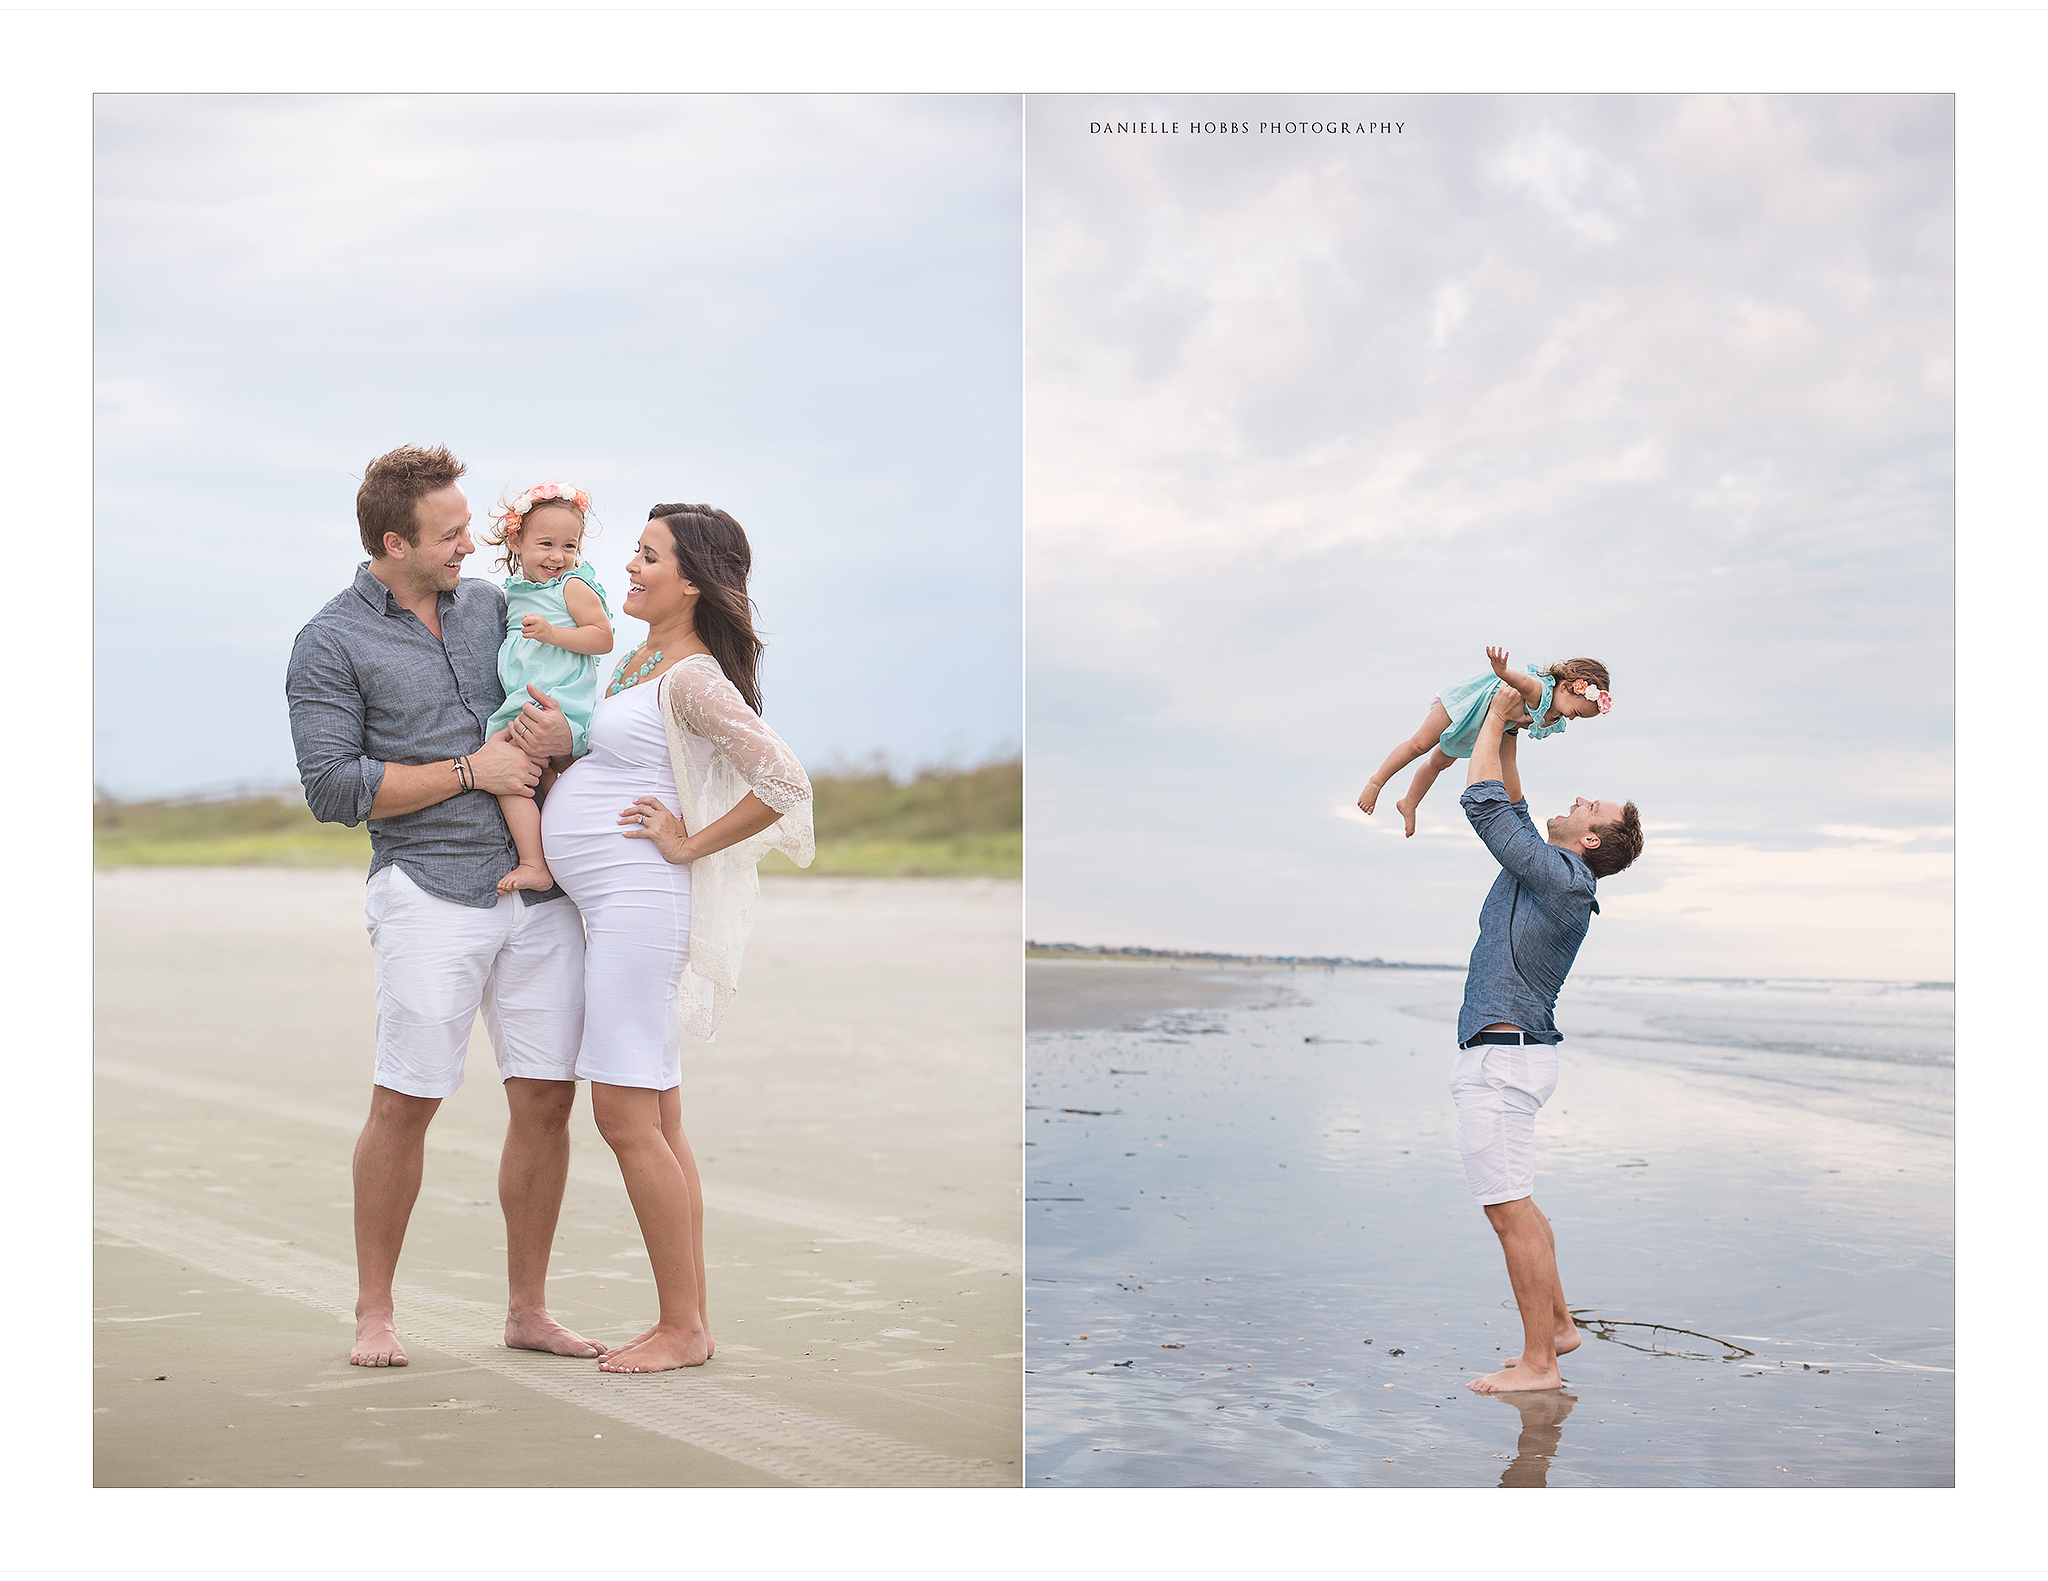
[1027,941,1460,970]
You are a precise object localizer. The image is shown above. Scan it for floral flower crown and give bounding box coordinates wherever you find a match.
[1569,678,1614,714]
[490,481,591,537]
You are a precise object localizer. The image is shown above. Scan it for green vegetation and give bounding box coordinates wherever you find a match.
[762,754,1020,878]
[94,756,1022,879]
[92,793,373,868]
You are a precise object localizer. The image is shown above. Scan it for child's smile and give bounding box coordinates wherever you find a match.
[515,509,583,582]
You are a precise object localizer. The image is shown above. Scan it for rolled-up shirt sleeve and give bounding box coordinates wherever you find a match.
[1461,779,1578,901]
[670,664,812,814]
[287,626,386,826]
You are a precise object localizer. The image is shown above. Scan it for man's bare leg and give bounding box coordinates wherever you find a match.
[1504,1203,1580,1367]
[351,1085,442,1366]
[500,1077,607,1357]
[1468,1196,1567,1393]
[591,1082,711,1373]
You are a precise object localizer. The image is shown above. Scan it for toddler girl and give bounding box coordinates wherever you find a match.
[1358,646,1612,837]
[480,482,615,893]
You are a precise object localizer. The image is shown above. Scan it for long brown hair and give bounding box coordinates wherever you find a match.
[648,503,765,714]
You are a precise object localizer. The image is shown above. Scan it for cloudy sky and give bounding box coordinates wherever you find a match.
[1026,94,1952,981]
[95,94,1020,799]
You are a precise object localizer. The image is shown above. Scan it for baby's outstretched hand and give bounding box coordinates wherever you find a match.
[519,613,555,643]
[1486,645,1512,679]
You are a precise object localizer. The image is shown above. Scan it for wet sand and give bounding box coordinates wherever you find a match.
[1025,960,1953,1488]
[95,869,1021,1488]
[1025,959,1284,1032]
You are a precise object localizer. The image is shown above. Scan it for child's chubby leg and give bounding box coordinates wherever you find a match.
[1360,700,1453,817]
[1395,748,1457,838]
[496,792,555,894]
[484,724,555,894]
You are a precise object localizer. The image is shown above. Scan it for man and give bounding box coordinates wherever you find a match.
[287,443,604,1367]
[1452,681,1643,1394]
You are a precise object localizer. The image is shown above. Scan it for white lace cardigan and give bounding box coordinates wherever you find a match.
[654,654,814,1040]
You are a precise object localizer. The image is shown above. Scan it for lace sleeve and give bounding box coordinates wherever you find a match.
[667,659,813,814]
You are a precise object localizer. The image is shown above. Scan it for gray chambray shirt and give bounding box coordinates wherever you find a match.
[286,562,566,910]
[1456,779,1599,1046]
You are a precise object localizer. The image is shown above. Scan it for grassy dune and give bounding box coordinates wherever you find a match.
[94,757,1021,879]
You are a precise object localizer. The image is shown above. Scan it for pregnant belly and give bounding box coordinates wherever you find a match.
[540,756,682,892]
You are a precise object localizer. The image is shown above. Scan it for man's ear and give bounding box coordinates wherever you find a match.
[1580,831,1602,851]
[383,532,411,559]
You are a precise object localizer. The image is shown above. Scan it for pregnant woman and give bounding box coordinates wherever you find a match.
[540,503,814,1373]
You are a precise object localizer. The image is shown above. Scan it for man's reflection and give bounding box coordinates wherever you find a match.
[1491,1389,1577,1487]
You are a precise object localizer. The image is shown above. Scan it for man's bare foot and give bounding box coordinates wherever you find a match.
[1467,1360,1564,1394]
[1506,1326,1581,1369]
[497,861,554,895]
[1358,783,1382,816]
[1395,795,1421,837]
[597,1324,711,1373]
[350,1314,409,1368]
[504,1311,607,1358]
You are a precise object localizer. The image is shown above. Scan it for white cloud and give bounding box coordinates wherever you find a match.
[1026,93,1951,979]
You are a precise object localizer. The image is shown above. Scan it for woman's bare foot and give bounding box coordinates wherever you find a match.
[1358,782,1382,816]
[1467,1359,1564,1394]
[597,1323,711,1373]
[350,1314,409,1368]
[1506,1326,1581,1369]
[1395,794,1421,837]
[504,1311,607,1357]
[497,861,554,895]
[608,1320,713,1363]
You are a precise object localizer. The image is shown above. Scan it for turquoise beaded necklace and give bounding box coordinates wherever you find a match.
[607,644,664,697]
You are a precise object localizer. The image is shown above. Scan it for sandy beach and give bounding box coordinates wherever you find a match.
[95,869,1021,1488]
[1025,959,1953,1488]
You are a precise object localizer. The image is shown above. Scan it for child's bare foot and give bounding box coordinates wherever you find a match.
[504,1310,607,1358]
[1505,1326,1581,1369]
[1358,782,1382,816]
[1467,1359,1564,1394]
[1395,795,1421,837]
[350,1314,409,1368]
[597,1323,711,1373]
[497,861,554,895]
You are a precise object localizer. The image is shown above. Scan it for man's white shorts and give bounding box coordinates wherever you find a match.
[364,863,585,1099]
[1449,1040,1560,1206]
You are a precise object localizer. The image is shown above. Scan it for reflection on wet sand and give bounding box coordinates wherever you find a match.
[1026,964,1954,1487]
[1492,1390,1576,1488]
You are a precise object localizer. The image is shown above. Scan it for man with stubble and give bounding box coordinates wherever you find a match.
[287,444,604,1367]
[1451,681,1643,1394]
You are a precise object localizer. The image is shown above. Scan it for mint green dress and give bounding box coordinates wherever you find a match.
[486,563,611,756]
[1435,664,1565,759]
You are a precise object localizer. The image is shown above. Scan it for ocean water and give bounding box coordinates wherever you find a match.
[1024,968,1953,1488]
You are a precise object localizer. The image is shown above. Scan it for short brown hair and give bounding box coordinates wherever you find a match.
[357,444,467,558]
[1544,656,1611,693]
[1583,801,1643,880]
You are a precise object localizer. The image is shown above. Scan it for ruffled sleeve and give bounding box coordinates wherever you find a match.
[654,655,814,1042]
[1520,669,1568,740]
[665,659,813,816]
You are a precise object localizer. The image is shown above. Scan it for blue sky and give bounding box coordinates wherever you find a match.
[94,94,1021,798]
[1025,94,1953,980]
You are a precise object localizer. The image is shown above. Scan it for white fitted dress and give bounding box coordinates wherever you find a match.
[541,656,813,1086]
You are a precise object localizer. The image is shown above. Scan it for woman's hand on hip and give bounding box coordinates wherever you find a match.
[620,796,693,863]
